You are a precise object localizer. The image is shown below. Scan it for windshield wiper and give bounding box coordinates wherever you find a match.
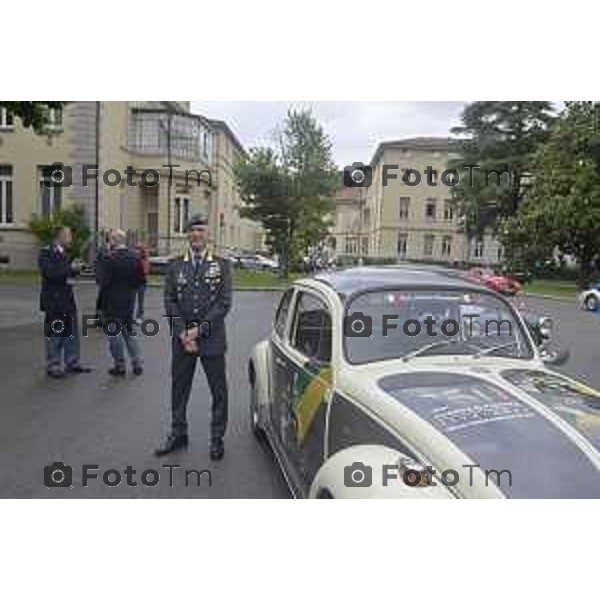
[402,340,458,362]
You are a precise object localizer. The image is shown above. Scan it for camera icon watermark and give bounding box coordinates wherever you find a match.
[44,313,75,339]
[44,461,73,488]
[344,462,372,487]
[343,312,373,337]
[343,162,372,188]
[45,162,73,188]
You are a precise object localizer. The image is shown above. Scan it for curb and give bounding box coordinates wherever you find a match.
[523,292,575,303]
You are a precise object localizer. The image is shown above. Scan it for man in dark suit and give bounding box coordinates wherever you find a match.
[98,229,144,376]
[155,214,232,460]
[39,226,91,379]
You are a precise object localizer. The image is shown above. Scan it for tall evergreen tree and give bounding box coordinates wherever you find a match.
[451,101,555,237]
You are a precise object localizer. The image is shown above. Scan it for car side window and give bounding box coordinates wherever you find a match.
[291,291,332,363]
[274,288,294,339]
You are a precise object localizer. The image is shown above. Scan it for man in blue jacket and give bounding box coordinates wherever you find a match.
[39,227,91,378]
[98,229,144,376]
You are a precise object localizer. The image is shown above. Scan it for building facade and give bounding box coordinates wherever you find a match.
[209,119,264,255]
[0,101,263,268]
[331,137,501,265]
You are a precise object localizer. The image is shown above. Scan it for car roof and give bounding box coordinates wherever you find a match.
[311,266,488,296]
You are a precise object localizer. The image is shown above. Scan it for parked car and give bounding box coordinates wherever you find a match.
[148,255,171,275]
[247,266,600,499]
[232,253,279,271]
[466,268,522,296]
[578,283,600,311]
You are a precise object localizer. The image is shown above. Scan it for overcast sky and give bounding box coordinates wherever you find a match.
[191,101,468,168]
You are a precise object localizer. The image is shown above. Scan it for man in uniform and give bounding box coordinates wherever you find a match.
[155,215,232,460]
[39,226,92,378]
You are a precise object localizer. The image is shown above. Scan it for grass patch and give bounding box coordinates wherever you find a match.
[232,269,301,289]
[523,279,579,298]
[0,268,39,284]
[147,269,301,290]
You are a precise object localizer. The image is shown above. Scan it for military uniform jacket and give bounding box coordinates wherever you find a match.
[164,248,232,356]
[38,244,77,314]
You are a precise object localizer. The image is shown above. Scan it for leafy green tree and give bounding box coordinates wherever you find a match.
[505,101,600,288]
[29,206,91,260]
[0,101,66,134]
[235,109,337,276]
[451,101,555,238]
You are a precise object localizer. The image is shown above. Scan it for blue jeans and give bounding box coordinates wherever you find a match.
[46,314,81,373]
[106,319,142,369]
[135,284,146,319]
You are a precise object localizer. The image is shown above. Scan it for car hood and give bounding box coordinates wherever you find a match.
[376,369,600,498]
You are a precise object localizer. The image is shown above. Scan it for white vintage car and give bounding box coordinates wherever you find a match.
[249,267,600,499]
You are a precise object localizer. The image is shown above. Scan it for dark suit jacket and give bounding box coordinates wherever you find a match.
[164,250,232,356]
[38,245,77,314]
[98,248,144,320]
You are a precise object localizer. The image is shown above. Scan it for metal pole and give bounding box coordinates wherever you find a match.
[166,111,172,255]
[94,101,100,251]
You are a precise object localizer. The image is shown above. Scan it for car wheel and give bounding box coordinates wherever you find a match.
[249,371,267,442]
[585,295,598,311]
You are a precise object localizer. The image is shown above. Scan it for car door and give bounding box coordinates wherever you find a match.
[278,290,334,494]
[270,287,295,444]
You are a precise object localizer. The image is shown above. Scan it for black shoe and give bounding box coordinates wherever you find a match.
[65,365,92,374]
[210,437,224,461]
[47,370,66,379]
[108,366,126,377]
[132,365,143,376]
[154,434,189,457]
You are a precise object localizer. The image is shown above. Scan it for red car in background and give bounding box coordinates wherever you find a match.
[465,268,522,296]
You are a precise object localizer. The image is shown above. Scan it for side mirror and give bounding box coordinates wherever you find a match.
[541,347,570,366]
[523,314,554,347]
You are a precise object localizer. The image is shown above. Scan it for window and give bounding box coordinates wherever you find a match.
[0,166,13,224]
[398,196,410,220]
[0,108,14,130]
[46,106,63,130]
[497,245,504,262]
[362,236,369,256]
[444,199,454,221]
[425,198,436,220]
[174,196,190,233]
[423,234,434,257]
[345,236,358,255]
[397,232,407,257]
[129,110,212,163]
[473,238,484,259]
[39,165,62,216]
[441,235,452,257]
[363,207,370,229]
[291,292,332,363]
[274,288,294,339]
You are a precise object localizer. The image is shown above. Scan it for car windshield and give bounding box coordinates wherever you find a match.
[344,288,534,365]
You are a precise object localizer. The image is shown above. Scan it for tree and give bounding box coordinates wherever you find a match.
[451,101,555,238]
[235,109,337,276]
[505,102,600,288]
[29,206,91,260]
[0,101,66,134]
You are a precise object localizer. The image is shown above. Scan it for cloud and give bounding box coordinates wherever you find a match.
[191,101,468,167]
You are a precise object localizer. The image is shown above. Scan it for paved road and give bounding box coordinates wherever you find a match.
[0,284,289,498]
[1,284,600,498]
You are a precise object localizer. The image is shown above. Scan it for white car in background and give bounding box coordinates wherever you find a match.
[578,284,600,311]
